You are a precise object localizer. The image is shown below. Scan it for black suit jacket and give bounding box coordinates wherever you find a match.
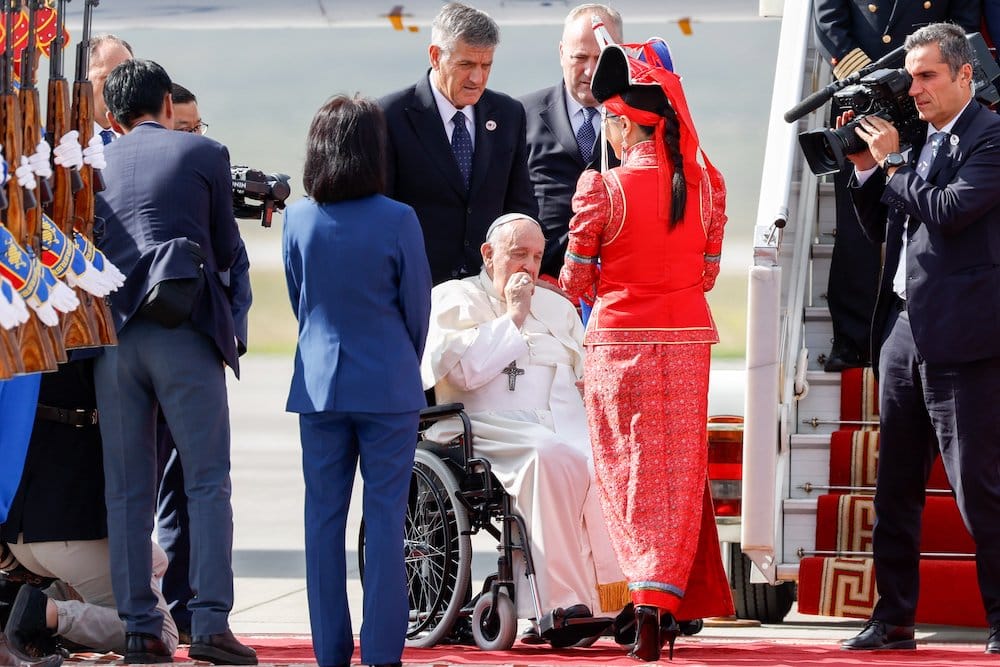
[95,122,243,374]
[520,83,618,278]
[381,74,537,285]
[813,0,980,66]
[852,102,1000,369]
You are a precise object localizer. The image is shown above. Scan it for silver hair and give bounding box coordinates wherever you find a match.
[905,22,973,77]
[431,2,500,55]
[564,3,623,42]
[484,213,544,243]
[89,34,134,60]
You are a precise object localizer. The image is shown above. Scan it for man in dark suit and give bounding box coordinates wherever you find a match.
[152,83,253,646]
[839,23,1000,653]
[380,1,537,285]
[93,59,256,665]
[812,0,979,371]
[520,3,622,280]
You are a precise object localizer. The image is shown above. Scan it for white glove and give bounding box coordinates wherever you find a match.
[40,215,112,297]
[74,232,124,289]
[53,131,84,170]
[82,134,106,170]
[0,278,30,330]
[16,156,36,190]
[40,265,79,314]
[27,139,53,180]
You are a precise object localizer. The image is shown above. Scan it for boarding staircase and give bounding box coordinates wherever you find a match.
[739,0,985,627]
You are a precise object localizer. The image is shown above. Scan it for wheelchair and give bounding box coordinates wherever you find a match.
[358,403,613,650]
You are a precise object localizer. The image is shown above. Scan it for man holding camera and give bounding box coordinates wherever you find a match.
[812,0,979,371]
[839,22,1000,653]
[93,59,256,665]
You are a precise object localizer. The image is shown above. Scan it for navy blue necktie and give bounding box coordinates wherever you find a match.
[576,107,598,163]
[451,111,472,188]
[100,129,115,145]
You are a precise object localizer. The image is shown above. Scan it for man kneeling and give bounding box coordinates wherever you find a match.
[422,214,626,635]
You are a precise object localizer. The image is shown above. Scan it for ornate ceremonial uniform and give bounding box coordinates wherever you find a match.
[561,139,732,620]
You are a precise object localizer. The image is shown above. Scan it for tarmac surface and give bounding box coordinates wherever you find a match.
[223,355,989,659]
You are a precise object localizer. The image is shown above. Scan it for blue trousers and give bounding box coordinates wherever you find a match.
[95,317,234,637]
[299,410,417,667]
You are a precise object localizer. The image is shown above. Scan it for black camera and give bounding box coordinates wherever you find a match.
[790,31,1000,176]
[231,166,291,228]
[799,68,921,176]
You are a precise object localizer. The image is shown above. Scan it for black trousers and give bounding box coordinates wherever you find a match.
[826,164,881,361]
[872,308,1000,626]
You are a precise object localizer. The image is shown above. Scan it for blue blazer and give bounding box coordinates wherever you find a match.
[95,122,243,374]
[283,195,431,414]
[852,102,1000,369]
[380,73,537,284]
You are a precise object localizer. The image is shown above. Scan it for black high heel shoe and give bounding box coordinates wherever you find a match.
[660,612,680,661]
[627,605,660,662]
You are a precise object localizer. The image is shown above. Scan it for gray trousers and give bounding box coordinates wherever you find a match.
[8,538,178,654]
[94,316,235,637]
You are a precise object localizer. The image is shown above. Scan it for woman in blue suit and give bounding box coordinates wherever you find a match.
[283,95,432,667]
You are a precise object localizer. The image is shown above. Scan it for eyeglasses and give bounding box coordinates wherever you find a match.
[179,122,209,135]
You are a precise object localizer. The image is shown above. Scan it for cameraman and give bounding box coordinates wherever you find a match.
[151,83,253,645]
[840,22,1000,653]
[812,0,979,371]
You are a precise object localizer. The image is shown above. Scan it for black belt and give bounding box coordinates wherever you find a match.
[36,404,99,428]
[894,296,907,313]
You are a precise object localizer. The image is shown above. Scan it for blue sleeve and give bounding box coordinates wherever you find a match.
[397,206,432,358]
[282,211,302,320]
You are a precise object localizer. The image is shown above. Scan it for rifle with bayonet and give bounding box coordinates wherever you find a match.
[42,0,100,348]
[1,0,60,372]
[69,0,114,345]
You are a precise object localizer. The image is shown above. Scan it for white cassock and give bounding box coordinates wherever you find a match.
[421,271,626,618]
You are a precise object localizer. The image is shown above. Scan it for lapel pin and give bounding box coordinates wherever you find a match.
[950,134,959,147]
[485,120,497,131]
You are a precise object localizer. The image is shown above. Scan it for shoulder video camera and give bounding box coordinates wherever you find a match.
[790,32,1000,176]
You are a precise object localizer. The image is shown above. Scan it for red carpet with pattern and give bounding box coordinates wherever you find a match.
[61,637,1000,666]
[796,368,985,627]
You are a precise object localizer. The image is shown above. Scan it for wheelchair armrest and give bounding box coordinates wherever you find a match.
[419,402,466,424]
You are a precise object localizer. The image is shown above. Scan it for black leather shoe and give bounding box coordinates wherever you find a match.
[0,575,22,631]
[986,624,1000,654]
[613,603,636,645]
[124,632,172,664]
[1,631,63,667]
[188,630,257,665]
[823,342,867,372]
[520,626,545,645]
[5,586,53,659]
[841,620,915,650]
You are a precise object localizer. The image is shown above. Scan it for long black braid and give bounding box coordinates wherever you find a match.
[624,87,687,228]
[659,100,686,228]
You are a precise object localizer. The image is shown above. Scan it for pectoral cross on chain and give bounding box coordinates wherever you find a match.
[502,361,524,391]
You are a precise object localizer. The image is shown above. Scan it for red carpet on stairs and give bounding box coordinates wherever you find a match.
[165,637,1000,666]
[797,368,986,628]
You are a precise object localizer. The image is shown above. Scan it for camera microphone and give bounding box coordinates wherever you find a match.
[784,45,906,124]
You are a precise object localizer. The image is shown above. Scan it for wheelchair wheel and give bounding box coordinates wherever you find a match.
[404,449,472,646]
[471,590,517,651]
[358,449,472,647]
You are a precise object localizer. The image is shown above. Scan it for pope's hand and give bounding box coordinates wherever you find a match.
[504,271,534,329]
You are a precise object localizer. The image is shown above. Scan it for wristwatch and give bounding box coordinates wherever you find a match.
[883,152,905,169]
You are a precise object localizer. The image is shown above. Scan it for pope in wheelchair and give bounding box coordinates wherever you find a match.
[418,214,627,648]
